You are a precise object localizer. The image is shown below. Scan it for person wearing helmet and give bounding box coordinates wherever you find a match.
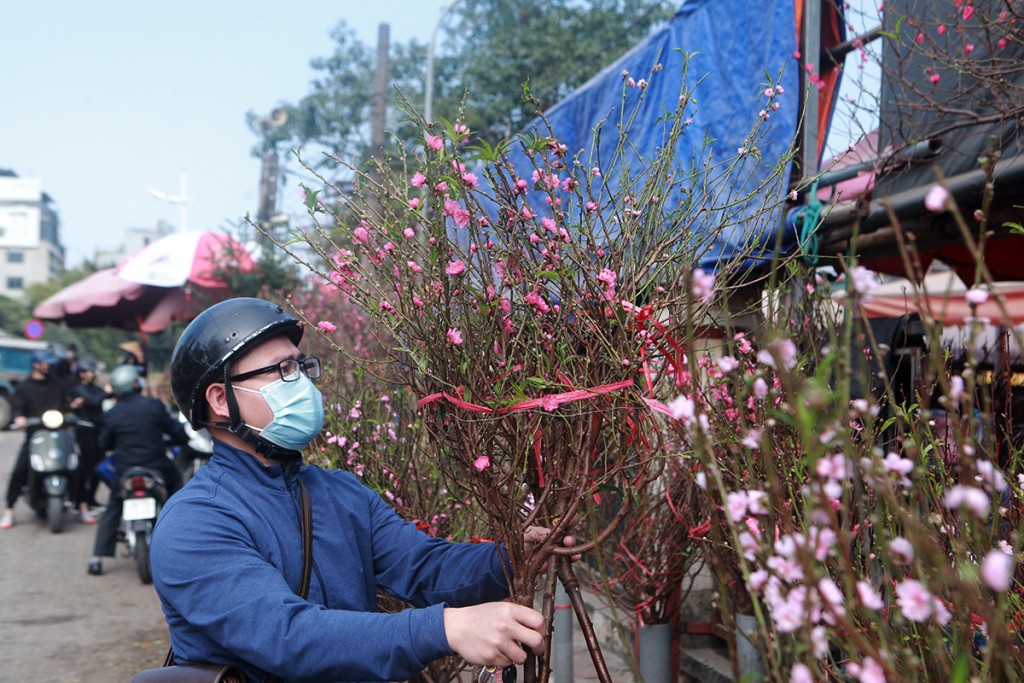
[67,359,109,522]
[87,364,188,576]
[151,298,565,682]
[1,350,67,529]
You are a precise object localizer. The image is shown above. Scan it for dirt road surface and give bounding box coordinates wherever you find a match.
[0,428,170,682]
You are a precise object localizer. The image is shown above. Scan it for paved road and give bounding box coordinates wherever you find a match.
[0,428,169,683]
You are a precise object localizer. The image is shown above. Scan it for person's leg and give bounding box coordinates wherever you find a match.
[73,431,101,521]
[2,440,31,528]
[88,491,124,574]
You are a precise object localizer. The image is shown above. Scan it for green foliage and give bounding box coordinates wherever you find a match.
[215,233,304,300]
[436,0,675,144]
[0,294,30,334]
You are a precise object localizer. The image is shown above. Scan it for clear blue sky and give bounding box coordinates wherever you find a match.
[0,1,449,267]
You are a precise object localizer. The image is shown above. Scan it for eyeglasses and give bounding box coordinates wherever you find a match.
[229,357,321,384]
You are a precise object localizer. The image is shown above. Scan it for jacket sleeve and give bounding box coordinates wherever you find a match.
[359,480,511,608]
[151,493,455,683]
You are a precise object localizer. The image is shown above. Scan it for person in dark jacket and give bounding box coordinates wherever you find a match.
[151,298,569,682]
[52,343,79,384]
[1,350,67,529]
[88,364,187,575]
[67,359,109,521]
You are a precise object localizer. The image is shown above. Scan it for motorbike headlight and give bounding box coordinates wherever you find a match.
[41,410,64,430]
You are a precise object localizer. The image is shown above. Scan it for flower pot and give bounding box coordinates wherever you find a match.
[638,622,674,683]
[733,613,765,682]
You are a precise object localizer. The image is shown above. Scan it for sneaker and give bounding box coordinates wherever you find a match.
[79,510,96,524]
[0,511,13,529]
[87,560,103,576]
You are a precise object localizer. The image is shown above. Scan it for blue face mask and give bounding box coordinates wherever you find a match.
[236,374,324,451]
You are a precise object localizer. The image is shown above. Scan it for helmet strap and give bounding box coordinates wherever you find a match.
[221,365,302,463]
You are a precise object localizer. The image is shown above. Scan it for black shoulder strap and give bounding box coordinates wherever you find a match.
[164,477,314,683]
[296,478,313,600]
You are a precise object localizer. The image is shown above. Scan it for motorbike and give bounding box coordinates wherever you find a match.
[174,410,213,484]
[24,409,89,533]
[117,465,169,584]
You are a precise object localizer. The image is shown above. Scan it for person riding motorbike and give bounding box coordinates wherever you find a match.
[1,350,67,530]
[88,364,187,576]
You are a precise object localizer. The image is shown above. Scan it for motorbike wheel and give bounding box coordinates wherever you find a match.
[47,496,65,534]
[136,530,152,584]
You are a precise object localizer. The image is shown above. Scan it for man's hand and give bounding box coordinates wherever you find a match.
[524,526,580,562]
[443,602,546,667]
[13,416,26,429]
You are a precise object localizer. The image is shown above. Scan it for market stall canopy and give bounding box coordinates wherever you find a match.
[473,0,845,275]
[34,231,256,332]
[860,269,1024,327]
[33,268,160,330]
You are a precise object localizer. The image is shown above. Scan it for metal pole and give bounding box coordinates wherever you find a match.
[802,0,822,178]
[424,0,460,124]
[371,23,390,153]
[553,583,573,682]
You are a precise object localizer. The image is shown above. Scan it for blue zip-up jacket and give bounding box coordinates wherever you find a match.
[150,441,510,682]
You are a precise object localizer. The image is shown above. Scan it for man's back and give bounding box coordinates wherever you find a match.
[13,376,66,423]
[101,393,187,470]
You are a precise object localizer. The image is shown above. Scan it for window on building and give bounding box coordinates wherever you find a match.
[6,277,24,290]
[6,251,24,263]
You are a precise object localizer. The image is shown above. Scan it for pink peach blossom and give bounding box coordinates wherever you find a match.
[924,184,949,211]
[895,579,933,622]
[981,549,1014,592]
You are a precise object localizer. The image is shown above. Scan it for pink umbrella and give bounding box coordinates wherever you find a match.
[34,232,256,331]
[32,269,167,329]
[116,231,255,288]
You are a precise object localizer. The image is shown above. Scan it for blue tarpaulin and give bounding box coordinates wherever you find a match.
[481,0,809,274]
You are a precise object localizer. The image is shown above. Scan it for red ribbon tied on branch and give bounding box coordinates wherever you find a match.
[417,379,637,414]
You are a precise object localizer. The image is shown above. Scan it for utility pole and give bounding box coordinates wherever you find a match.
[256,108,289,243]
[371,23,389,155]
[366,23,390,214]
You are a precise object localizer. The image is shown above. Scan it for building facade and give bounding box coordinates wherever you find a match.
[0,170,63,301]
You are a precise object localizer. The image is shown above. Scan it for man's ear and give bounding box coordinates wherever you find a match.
[205,383,230,423]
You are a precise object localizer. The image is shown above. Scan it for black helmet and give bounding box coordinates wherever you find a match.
[170,298,303,429]
[32,349,59,365]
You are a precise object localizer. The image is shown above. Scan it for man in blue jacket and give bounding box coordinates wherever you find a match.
[154,298,555,682]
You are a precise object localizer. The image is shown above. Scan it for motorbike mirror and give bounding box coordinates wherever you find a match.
[40,410,65,430]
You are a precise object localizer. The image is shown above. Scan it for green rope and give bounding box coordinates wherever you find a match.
[796,180,824,265]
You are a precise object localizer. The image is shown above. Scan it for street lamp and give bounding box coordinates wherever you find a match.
[424,0,461,125]
[147,171,189,233]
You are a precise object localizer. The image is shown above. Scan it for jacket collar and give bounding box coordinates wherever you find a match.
[210,438,301,486]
